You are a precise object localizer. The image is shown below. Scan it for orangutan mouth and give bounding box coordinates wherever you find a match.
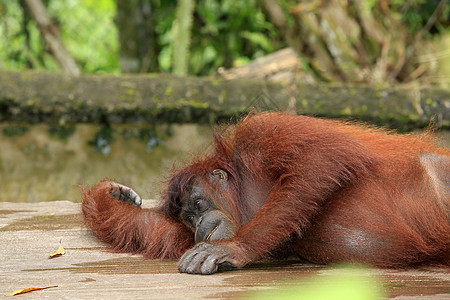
[205,225,219,241]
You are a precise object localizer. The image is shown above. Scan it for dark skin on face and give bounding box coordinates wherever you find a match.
[179,177,237,243]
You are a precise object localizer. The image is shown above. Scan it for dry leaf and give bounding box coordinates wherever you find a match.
[48,243,65,258]
[6,286,57,296]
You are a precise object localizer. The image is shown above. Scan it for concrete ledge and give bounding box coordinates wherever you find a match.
[0,70,449,129]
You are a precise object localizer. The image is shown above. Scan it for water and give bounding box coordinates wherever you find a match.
[0,122,448,203]
[0,123,212,203]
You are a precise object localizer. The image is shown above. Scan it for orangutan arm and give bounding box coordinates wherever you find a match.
[179,130,377,274]
[81,180,194,259]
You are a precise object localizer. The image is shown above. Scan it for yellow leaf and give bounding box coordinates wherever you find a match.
[6,286,57,296]
[48,243,65,258]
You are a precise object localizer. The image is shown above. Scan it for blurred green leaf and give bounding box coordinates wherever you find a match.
[246,266,384,300]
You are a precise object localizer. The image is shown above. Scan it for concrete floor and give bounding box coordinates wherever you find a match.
[1,200,449,299]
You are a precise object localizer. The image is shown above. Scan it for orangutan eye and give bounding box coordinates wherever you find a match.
[212,169,228,181]
[194,199,209,212]
[186,215,194,224]
[195,200,201,209]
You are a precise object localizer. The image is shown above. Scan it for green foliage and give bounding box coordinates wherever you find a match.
[0,0,448,76]
[48,0,119,73]
[0,1,53,70]
[159,0,284,75]
[0,0,119,73]
[391,0,450,35]
[0,0,280,75]
[246,266,384,300]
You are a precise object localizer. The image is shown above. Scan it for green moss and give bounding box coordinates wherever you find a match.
[74,100,84,107]
[19,72,34,81]
[339,107,352,115]
[188,99,209,109]
[47,124,76,140]
[1,71,448,128]
[377,112,387,120]
[151,95,160,103]
[26,97,40,106]
[374,91,384,98]
[2,125,29,137]
[313,102,323,110]
[425,97,438,108]
[209,78,221,86]
[359,105,368,113]
[397,114,415,123]
[219,90,226,103]
[300,99,309,109]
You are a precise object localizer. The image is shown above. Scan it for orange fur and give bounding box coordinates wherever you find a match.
[81,179,193,258]
[81,112,449,267]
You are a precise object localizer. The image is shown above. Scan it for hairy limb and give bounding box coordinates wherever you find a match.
[179,133,376,274]
[178,181,314,274]
[179,172,337,274]
[81,179,194,259]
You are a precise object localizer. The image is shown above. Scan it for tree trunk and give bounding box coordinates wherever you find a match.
[23,0,80,75]
[172,0,195,75]
[115,0,159,73]
[261,0,441,84]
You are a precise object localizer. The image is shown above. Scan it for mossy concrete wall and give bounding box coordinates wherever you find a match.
[0,70,448,129]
